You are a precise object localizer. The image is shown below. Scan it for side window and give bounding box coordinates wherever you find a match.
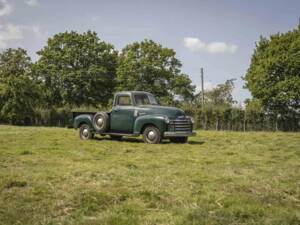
[116,95,132,106]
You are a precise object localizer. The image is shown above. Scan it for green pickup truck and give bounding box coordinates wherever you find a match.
[73,91,195,144]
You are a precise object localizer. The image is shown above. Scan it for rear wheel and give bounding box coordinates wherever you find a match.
[79,124,93,140]
[93,112,109,132]
[143,126,162,144]
[170,137,188,143]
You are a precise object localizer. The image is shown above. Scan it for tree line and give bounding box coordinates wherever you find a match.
[0,25,299,131]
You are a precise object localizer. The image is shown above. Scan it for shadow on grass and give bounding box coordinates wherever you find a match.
[188,140,205,145]
[94,136,143,143]
[93,136,205,145]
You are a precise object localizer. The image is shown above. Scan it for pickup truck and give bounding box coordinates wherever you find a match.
[73,91,195,144]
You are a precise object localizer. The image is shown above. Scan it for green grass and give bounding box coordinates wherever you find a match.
[0,125,299,225]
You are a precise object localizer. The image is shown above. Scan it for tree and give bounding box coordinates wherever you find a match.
[116,39,195,103]
[0,48,40,124]
[195,79,236,107]
[34,31,118,107]
[244,24,300,115]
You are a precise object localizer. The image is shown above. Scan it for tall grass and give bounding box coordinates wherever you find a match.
[0,126,299,224]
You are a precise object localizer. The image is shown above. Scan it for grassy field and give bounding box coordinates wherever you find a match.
[0,125,299,225]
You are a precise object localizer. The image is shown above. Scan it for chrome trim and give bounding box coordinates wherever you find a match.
[164,131,196,137]
[147,130,156,140]
[168,117,193,132]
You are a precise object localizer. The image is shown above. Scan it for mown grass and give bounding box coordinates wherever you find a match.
[0,125,299,225]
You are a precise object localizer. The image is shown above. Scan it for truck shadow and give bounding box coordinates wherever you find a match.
[187,140,205,145]
[93,136,205,145]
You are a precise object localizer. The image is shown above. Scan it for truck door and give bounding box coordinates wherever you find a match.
[110,94,135,133]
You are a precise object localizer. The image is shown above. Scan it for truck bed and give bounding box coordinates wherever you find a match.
[72,112,97,120]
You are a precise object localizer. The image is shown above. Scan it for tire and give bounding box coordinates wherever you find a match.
[79,124,93,140]
[110,135,122,141]
[93,112,109,132]
[170,137,188,143]
[143,126,162,144]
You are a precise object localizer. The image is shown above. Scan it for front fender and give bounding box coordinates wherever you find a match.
[134,115,167,135]
[74,114,93,129]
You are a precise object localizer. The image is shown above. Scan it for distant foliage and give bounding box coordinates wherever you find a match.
[0,48,41,124]
[183,78,299,131]
[34,31,118,108]
[244,24,300,116]
[116,39,195,103]
[195,79,236,107]
[0,27,299,131]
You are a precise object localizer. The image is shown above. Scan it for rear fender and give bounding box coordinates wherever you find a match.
[134,115,166,135]
[74,114,94,129]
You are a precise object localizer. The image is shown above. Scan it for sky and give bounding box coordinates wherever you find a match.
[1,0,299,104]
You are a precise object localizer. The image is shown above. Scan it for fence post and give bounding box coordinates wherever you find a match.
[243,110,246,132]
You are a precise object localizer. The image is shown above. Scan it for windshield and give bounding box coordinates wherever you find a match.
[134,94,158,105]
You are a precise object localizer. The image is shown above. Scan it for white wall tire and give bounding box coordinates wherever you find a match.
[79,124,93,140]
[93,112,109,132]
[143,126,162,144]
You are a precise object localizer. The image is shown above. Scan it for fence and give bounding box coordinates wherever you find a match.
[1,106,299,131]
[183,106,299,132]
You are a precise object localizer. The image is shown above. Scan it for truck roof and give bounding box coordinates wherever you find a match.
[115,91,152,95]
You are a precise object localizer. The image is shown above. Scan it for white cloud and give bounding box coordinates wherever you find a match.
[183,37,237,54]
[25,0,39,7]
[0,0,12,17]
[0,24,23,48]
[24,25,47,39]
[91,16,98,22]
[196,81,216,93]
[0,24,46,49]
[0,0,43,49]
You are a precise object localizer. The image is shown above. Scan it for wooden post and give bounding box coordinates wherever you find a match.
[201,68,205,129]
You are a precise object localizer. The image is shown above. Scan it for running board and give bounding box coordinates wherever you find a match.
[99,132,140,137]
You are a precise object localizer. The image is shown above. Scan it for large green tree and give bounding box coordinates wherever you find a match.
[34,31,118,107]
[0,48,40,124]
[116,39,195,103]
[244,24,300,114]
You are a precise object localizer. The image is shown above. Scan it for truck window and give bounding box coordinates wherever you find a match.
[116,95,132,106]
[134,94,158,105]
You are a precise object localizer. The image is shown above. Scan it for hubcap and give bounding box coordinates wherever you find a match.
[82,128,89,137]
[147,130,156,140]
[97,117,103,127]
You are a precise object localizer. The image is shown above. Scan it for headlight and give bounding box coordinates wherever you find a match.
[164,117,170,124]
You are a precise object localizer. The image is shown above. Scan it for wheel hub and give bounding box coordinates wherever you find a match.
[82,128,89,137]
[147,130,156,140]
[97,117,104,127]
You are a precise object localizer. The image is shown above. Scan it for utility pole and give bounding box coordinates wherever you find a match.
[200,67,205,130]
[201,67,204,109]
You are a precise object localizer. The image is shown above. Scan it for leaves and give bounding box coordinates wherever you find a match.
[0,48,41,124]
[116,39,195,102]
[195,79,236,107]
[244,26,300,114]
[34,31,118,107]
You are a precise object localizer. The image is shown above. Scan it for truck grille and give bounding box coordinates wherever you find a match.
[168,118,193,132]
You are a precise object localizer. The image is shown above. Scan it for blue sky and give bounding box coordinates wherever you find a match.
[1,0,300,103]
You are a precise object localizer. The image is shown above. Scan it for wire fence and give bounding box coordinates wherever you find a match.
[1,106,299,132]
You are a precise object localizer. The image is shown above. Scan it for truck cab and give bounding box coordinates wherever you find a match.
[73,91,195,143]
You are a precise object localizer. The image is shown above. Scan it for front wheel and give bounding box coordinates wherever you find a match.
[79,124,93,140]
[143,126,162,144]
[170,137,188,143]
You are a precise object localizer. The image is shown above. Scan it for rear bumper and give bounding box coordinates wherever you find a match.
[164,131,196,137]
